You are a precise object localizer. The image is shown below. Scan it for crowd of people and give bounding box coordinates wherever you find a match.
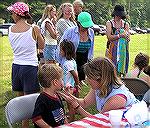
[6,0,149,128]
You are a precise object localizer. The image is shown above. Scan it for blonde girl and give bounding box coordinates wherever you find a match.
[56,3,76,43]
[41,5,58,63]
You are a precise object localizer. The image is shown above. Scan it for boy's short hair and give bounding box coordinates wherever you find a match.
[38,64,63,88]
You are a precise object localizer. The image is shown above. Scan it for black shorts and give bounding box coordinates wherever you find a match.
[12,64,40,94]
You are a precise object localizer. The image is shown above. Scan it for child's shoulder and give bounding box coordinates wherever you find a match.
[64,59,76,65]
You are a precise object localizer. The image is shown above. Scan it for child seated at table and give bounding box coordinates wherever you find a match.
[32,64,67,128]
[126,53,150,87]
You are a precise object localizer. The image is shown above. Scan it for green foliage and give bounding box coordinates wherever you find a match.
[0,0,149,28]
[0,18,5,24]
[0,34,149,127]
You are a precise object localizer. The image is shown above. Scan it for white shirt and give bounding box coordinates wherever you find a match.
[8,26,38,66]
[41,18,57,45]
[62,59,77,87]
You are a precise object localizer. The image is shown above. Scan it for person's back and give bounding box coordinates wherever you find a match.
[9,24,38,66]
[7,2,44,127]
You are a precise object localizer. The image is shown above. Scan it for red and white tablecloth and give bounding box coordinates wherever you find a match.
[57,109,129,128]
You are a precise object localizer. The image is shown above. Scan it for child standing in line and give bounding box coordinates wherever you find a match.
[32,64,67,128]
[60,40,80,122]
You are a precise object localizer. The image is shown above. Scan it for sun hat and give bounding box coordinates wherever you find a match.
[7,2,29,16]
[77,12,94,28]
[111,5,126,19]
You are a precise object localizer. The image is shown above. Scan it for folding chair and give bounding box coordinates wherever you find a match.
[121,78,150,101]
[5,93,40,128]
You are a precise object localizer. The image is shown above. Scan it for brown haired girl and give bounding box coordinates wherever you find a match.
[126,53,150,87]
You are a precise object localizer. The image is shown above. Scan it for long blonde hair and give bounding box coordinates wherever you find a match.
[57,3,75,23]
[84,57,122,97]
[41,4,56,23]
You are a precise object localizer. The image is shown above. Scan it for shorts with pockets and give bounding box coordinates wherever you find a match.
[43,44,57,61]
[12,64,40,94]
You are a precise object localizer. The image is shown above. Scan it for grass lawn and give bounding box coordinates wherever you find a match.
[0,34,150,127]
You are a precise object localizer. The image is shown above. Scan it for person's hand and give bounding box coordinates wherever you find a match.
[119,33,126,38]
[119,31,129,39]
[57,90,79,108]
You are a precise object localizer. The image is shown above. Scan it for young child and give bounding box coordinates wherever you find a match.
[126,53,150,87]
[60,40,80,122]
[60,40,80,96]
[32,64,67,128]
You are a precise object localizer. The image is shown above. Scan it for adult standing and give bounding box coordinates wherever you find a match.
[73,0,84,21]
[106,5,130,76]
[56,3,76,43]
[7,2,44,127]
[59,12,94,82]
[41,5,57,64]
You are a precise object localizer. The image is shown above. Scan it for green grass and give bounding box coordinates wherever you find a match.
[0,34,150,127]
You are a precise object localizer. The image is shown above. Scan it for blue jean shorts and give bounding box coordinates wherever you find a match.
[12,64,40,94]
[43,45,57,61]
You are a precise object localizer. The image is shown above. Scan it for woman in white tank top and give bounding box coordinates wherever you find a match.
[7,2,44,128]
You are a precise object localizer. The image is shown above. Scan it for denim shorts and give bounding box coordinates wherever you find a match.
[12,64,40,94]
[43,45,57,61]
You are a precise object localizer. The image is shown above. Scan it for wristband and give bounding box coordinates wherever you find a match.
[74,104,80,109]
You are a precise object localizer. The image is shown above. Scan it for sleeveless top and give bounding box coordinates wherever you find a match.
[77,39,91,53]
[107,19,126,48]
[41,18,57,45]
[95,84,139,111]
[8,26,38,66]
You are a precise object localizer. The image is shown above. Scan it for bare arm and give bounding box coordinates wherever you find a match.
[45,21,57,39]
[124,22,130,42]
[106,21,120,41]
[78,88,96,108]
[35,119,52,128]
[101,95,126,113]
[70,70,79,86]
[58,88,95,109]
[33,25,45,49]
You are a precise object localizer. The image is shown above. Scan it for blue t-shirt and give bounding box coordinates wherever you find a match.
[95,84,139,111]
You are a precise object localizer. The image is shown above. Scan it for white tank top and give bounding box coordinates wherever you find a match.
[41,18,57,45]
[8,26,38,66]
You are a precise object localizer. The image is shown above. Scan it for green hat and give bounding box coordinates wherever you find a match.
[77,12,94,28]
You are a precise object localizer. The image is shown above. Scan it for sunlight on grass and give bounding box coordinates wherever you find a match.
[0,34,150,127]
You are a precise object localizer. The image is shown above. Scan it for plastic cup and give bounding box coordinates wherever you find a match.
[109,110,123,127]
